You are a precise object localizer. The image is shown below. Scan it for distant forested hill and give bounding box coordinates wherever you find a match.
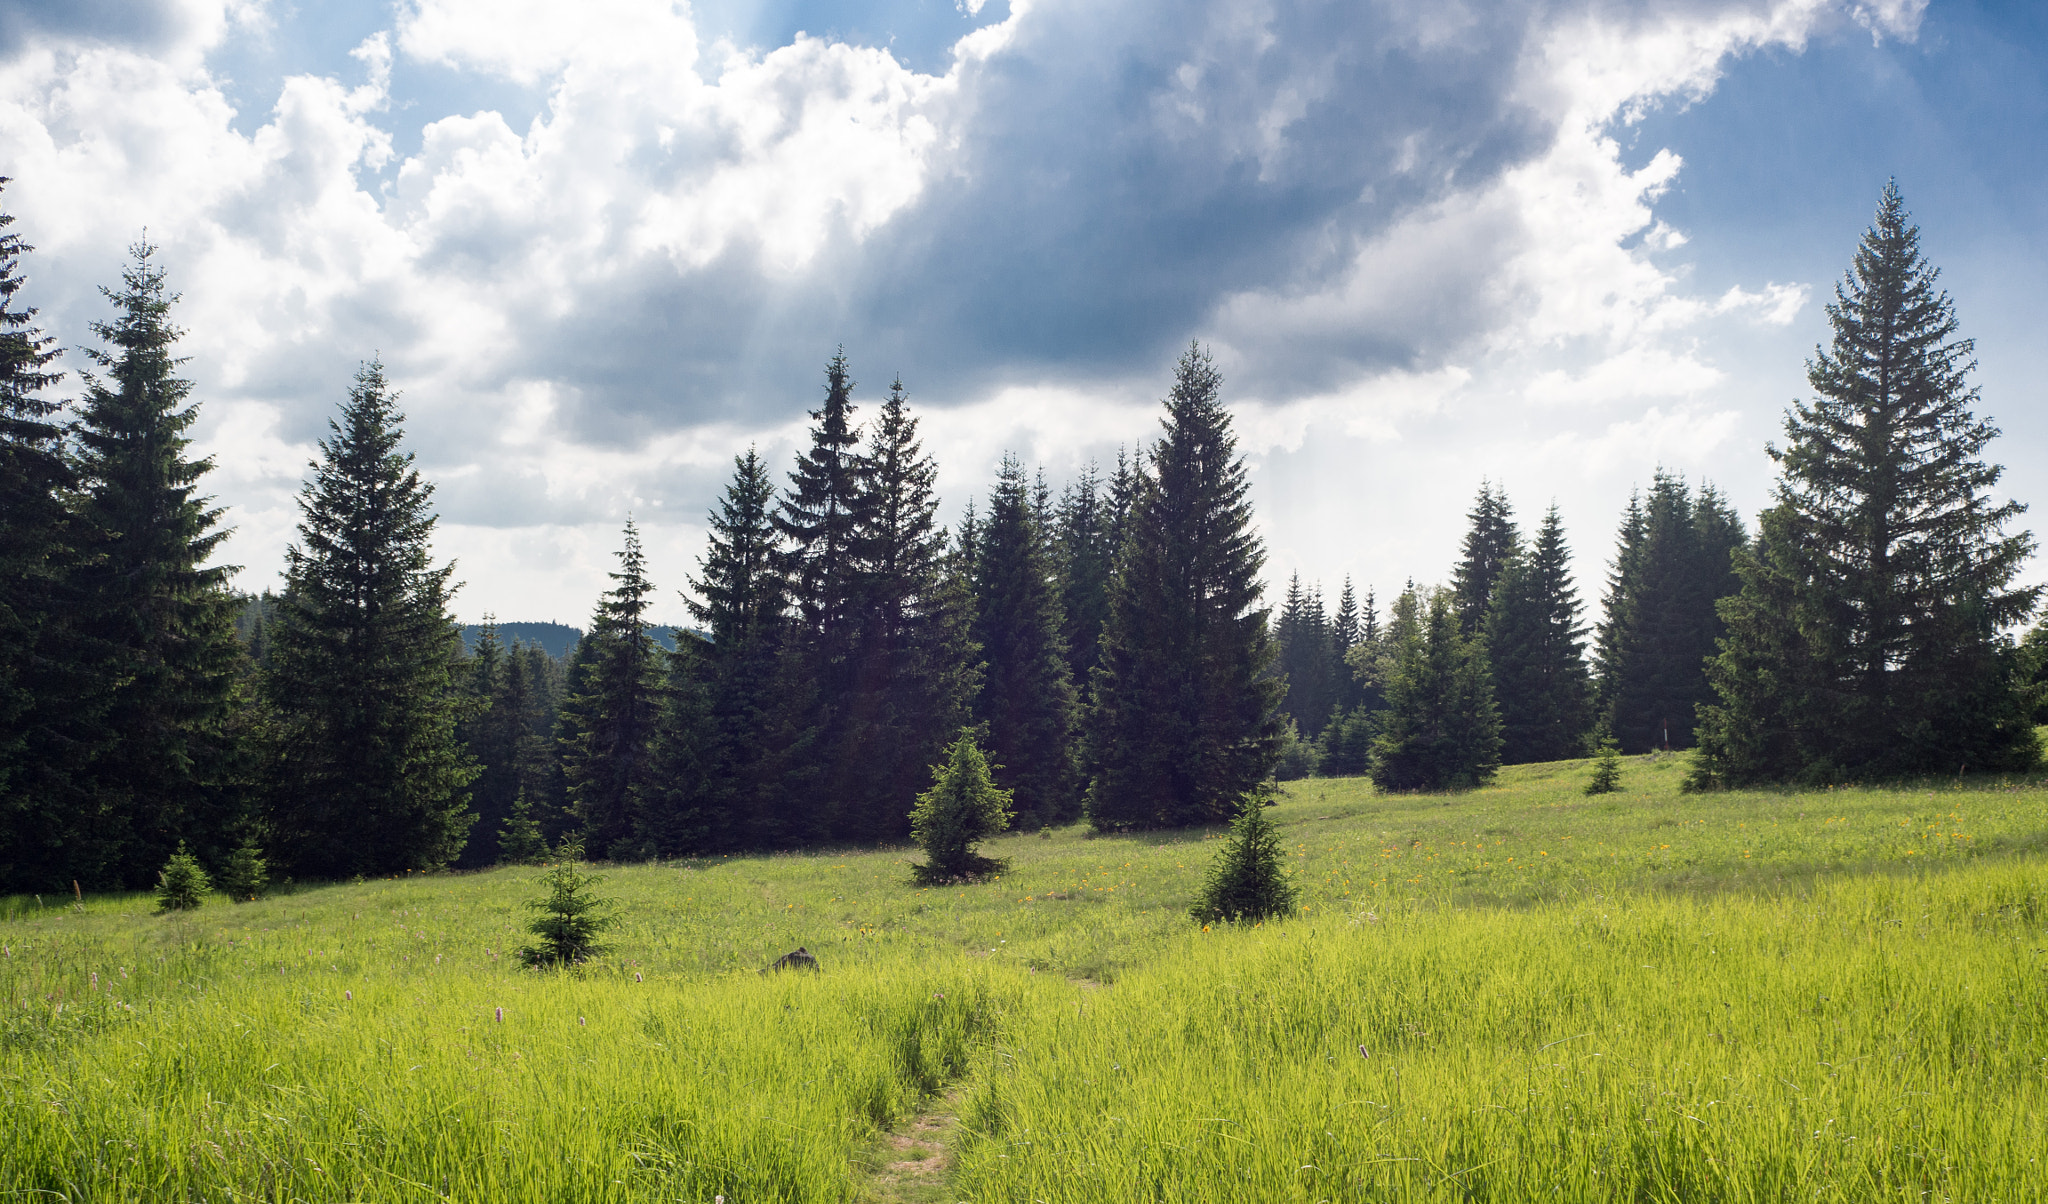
[456,622,697,657]
[459,622,583,657]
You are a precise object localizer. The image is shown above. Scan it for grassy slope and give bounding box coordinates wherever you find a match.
[3,752,2044,1201]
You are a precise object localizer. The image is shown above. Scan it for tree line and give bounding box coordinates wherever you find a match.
[3,179,2043,893]
[0,177,1280,890]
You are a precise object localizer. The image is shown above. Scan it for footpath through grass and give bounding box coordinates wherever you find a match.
[3,752,2045,1201]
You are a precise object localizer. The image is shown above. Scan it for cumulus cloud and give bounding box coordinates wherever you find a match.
[0,0,1928,620]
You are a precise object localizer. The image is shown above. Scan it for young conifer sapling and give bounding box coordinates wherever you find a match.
[155,843,210,912]
[910,729,1014,885]
[1190,787,1298,924]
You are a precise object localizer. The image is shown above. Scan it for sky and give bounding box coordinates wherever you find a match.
[2,0,2045,628]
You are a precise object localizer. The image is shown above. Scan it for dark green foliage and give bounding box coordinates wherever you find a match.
[457,625,559,867]
[1273,719,1318,781]
[216,839,268,901]
[973,455,1079,828]
[1189,788,1296,924]
[1329,579,1367,715]
[688,448,797,850]
[1452,482,1518,634]
[834,380,979,842]
[631,633,717,857]
[1585,738,1623,795]
[69,241,247,888]
[1315,705,1379,778]
[497,791,550,865]
[909,730,1013,885]
[517,860,616,968]
[1275,575,1336,739]
[1371,588,1502,792]
[2021,621,2048,724]
[558,521,662,860]
[774,352,869,840]
[1087,345,1283,830]
[1596,473,1744,753]
[1056,462,1115,707]
[1695,185,2040,785]
[264,361,476,879]
[1486,504,1593,763]
[155,843,209,912]
[0,180,87,894]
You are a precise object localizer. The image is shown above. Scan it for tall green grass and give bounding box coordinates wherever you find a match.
[3,939,1042,1202]
[955,861,2046,1202]
[4,756,2045,1201]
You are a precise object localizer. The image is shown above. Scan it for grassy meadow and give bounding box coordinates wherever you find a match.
[4,751,2045,1202]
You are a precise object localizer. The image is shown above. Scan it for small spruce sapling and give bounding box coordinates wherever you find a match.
[217,839,269,901]
[517,858,617,968]
[910,729,1014,885]
[155,843,210,912]
[1585,737,1624,795]
[497,790,550,865]
[1190,787,1298,924]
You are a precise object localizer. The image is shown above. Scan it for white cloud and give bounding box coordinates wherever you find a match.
[0,0,1938,621]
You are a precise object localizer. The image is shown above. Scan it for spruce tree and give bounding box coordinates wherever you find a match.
[265,360,475,879]
[773,351,870,840]
[836,379,978,841]
[973,455,1080,827]
[1485,505,1593,764]
[1695,184,2040,783]
[1087,344,1282,830]
[632,632,715,857]
[687,448,794,850]
[1189,787,1297,924]
[1329,578,1365,715]
[1275,575,1337,739]
[0,180,86,894]
[1452,481,1519,634]
[1056,463,1114,706]
[456,620,557,867]
[1370,588,1502,791]
[1598,472,1744,753]
[70,240,246,887]
[558,520,662,859]
[910,729,1013,884]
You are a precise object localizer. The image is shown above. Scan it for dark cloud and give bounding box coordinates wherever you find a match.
[0,0,193,57]
[481,0,1554,443]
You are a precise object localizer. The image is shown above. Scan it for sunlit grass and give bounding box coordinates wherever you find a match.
[3,751,2045,1201]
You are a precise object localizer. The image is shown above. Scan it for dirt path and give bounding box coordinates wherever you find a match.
[854,1088,967,1204]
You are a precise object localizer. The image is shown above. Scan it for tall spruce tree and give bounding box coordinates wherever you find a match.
[456,619,515,867]
[836,378,978,841]
[1598,472,1744,753]
[774,351,869,840]
[686,447,791,850]
[70,241,247,887]
[1055,463,1114,706]
[1452,481,1519,634]
[633,632,716,857]
[265,361,475,878]
[558,520,663,859]
[973,455,1079,827]
[1329,578,1364,715]
[457,620,558,867]
[1275,575,1336,738]
[1371,587,1501,791]
[1695,184,2040,783]
[1087,345,1282,830]
[0,181,86,893]
[1485,504,1593,763]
